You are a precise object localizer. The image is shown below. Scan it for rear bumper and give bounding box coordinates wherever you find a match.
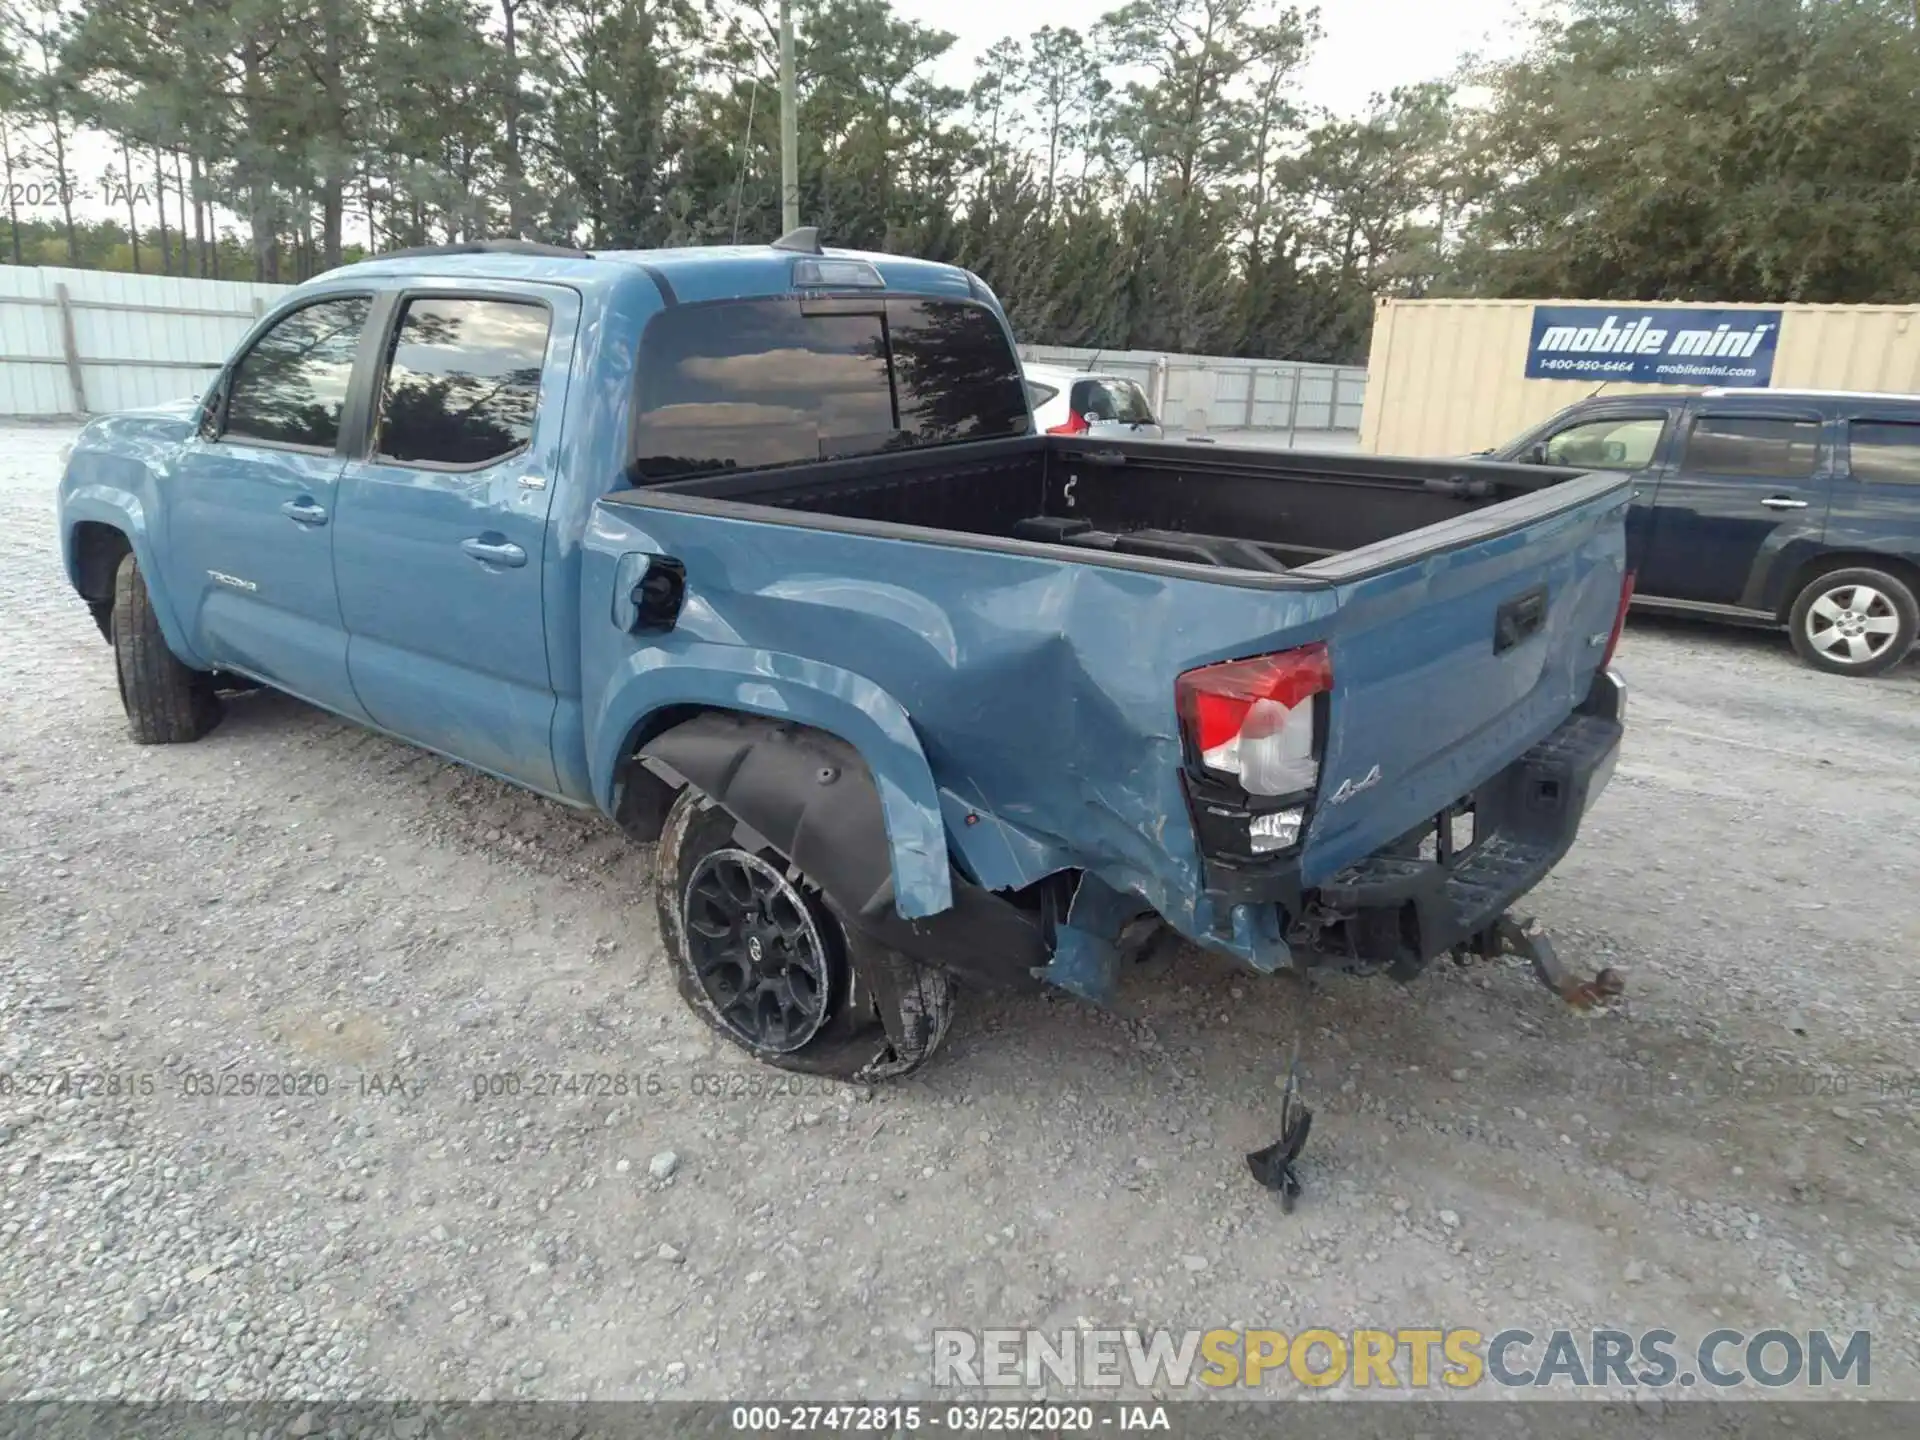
[1305,670,1624,973]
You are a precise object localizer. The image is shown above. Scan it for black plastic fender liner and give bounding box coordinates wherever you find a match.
[640,712,1046,990]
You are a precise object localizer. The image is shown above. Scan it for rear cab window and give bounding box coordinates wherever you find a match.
[1680,414,1821,479]
[1071,377,1156,426]
[1846,419,1920,485]
[630,297,1029,482]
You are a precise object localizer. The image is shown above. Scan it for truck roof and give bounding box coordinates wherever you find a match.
[1698,386,1920,402]
[317,237,984,308]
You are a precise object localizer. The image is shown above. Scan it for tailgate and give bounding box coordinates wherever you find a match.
[1293,472,1629,886]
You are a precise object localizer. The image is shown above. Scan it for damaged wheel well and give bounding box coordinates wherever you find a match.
[625,708,1050,991]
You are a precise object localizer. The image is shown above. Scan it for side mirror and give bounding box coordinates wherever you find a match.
[1526,441,1549,465]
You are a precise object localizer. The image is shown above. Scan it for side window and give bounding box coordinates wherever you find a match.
[374,297,552,467]
[1025,380,1060,409]
[1847,421,1920,485]
[1541,415,1665,470]
[222,295,372,450]
[1680,415,1821,480]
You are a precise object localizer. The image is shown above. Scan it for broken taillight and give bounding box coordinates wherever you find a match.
[1601,569,1636,670]
[1175,643,1332,796]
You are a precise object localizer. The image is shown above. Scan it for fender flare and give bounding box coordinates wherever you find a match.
[60,488,204,667]
[588,644,952,918]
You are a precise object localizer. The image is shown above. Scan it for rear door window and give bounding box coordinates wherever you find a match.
[1680,415,1821,479]
[1070,377,1156,425]
[1847,420,1920,484]
[373,297,553,467]
[631,297,1027,481]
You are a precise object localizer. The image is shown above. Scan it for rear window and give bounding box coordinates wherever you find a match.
[631,297,1029,481]
[1070,377,1156,426]
[1680,415,1820,479]
[1848,420,1920,485]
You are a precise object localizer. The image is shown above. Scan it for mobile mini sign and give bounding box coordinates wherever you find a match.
[1525,305,1783,387]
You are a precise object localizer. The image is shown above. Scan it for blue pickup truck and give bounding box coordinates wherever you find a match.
[57,234,1631,1089]
[1495,389,1920,676]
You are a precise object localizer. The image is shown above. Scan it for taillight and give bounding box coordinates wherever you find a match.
[1046,410,1089,436]
[1600,569,1635,670]
[1175,643,1332,796]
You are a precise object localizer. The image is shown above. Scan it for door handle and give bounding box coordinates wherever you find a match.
[281,498,329,526]
[1762,496,1810,510]
[461,536,528,568]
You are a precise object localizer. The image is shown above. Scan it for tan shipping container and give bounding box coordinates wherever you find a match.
[1359,297,1920,457]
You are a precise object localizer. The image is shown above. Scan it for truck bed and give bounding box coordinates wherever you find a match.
[643,435,1574,578]
[590,430,1628,970]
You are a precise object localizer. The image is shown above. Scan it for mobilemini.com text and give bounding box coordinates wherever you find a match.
[931,1327,1870,1390]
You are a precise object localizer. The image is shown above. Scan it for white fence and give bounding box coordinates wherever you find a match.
[0,267,291,418]
[1018,343,1367,438]
[0,265,1370,435]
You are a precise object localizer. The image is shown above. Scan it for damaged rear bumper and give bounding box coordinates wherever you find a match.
[1297,670,1624,974]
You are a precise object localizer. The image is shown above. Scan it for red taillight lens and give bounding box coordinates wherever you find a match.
[1600,569,1635,670]
[1175,643,1332,796]
[1046,410,1090,435]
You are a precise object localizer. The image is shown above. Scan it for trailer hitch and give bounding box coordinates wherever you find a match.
[1479,913,1624,1010]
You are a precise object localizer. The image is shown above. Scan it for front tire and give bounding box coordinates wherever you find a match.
[110,552,221,743]
[1787,566,1917,677]
[653,787,954,1081]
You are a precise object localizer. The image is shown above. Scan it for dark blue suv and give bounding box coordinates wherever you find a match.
[1497,389,1920,676]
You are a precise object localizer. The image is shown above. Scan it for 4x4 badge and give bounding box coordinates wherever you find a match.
[1327,764,1383,806]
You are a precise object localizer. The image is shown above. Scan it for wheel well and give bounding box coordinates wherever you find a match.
[73,522,132,601]
[72,522,132,641]
[609,704,708,841]
[1776,550,1920,621]
[619,703,708,776]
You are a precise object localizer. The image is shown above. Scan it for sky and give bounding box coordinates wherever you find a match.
[889,0,1532,115]
[48,0,1534,233]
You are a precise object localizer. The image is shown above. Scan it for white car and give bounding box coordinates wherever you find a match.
[1024,363,1164,440]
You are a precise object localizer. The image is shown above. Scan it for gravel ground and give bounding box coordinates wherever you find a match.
[2,420,1917,1404]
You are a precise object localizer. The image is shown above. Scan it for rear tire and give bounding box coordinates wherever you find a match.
[1787,566,1917,677]
[111,552,221,743]
[653,787,954,1081]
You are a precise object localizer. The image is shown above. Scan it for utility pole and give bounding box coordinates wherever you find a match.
[779,0,799,233]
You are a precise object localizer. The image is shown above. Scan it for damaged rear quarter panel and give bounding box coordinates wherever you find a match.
[580,501,1339,941]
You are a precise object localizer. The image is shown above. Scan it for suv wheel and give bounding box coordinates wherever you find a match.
[1787,566,1918,677]
[653,787,955,1081]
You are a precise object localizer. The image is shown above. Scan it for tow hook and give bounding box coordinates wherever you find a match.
[1483,913,1624,1010]
[1247,1036,1314,1210]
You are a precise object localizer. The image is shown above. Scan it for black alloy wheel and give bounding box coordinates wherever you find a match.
[682,846,835,1053]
